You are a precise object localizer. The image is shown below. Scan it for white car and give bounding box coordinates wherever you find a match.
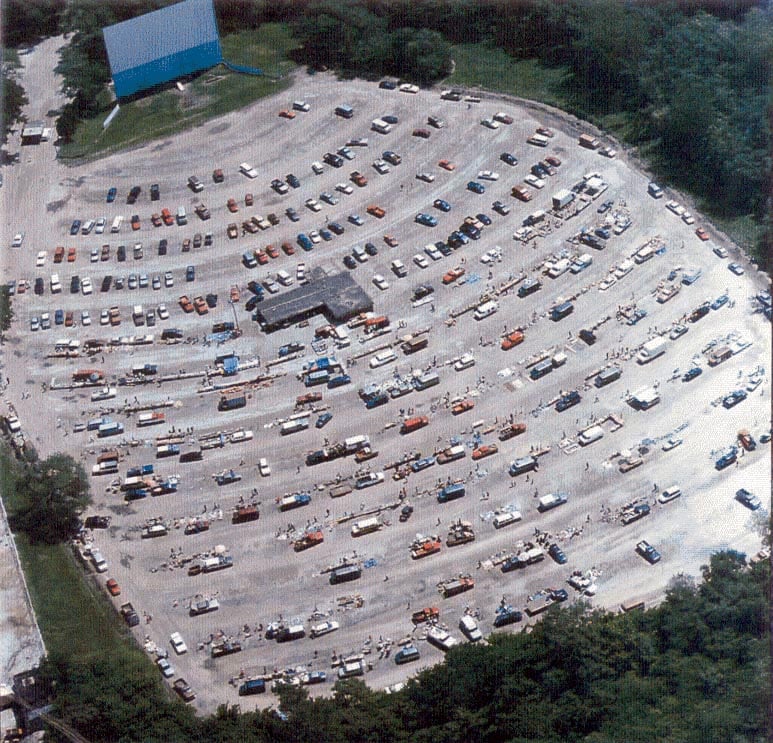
[399,83,419,93]
[413,254,429,269]
[424,243,442,261]
[477,170,500,181]
[296,263,306,282]
[713,246,728,258]
[157,304,169,320]
[524,174,545,189]
[258,458,271,476]
[239,162,258,178]
[370,350,397,368]
[81,310,91,326]
[308,230,321,244]
[416,172,435,183]
[90,247,99,262]
[164,271,174,288]
[95,217,106,234]
[310,620,340,638]
[30,316,40,331]
[100,309,110,325]
[661,436,683,452]
[311,161,324,174]
[658,486,682,504]
[170,632,188,655]
[35,251,46,267]
[91,386,117,402]
[355,472,385,488]
[373,159,390,174]
[481,118,500,129]
[81,277,93,295]
[372,274,389,291]
[335,182,353,195]
[480,248,502,264]
[305,198,321,212]
[12,233,24,248]
[156,657,175,678]
[681,212,695,225]
[152,276,161,290]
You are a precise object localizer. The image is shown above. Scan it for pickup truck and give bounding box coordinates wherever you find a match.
[498,422,526,440]
[620,503,651,524]
[173,678,195,702]
[189,597,220,616]
[525,589,568,616]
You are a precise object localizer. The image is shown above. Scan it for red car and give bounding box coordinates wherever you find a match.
[230,285,240,302]
[227,198,238,213]
[254,249,269,265]
[151,213,162,227]
[695,227,710,241]
[131,215,140,230]
[265,244,279,259]
[281,242,295,256]
[106,578,121,596]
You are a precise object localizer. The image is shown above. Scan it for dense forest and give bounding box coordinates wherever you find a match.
[38,551,769,742]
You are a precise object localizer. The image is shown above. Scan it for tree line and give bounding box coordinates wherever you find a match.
[36,550,768,742]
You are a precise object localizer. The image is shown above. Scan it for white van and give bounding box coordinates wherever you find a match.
[333,326,350,347]
[459,615,483,642]
[454,353,475,371]
[578,425,604,446]
[493,511,522,529]
[276,269,293,286]
[371,118,393,134]
[90,550,108,572]
[474,301,498,320]
[658,486,682,504]
[370,349,397,368]
[547,258,571,278]
[110,215,123,233]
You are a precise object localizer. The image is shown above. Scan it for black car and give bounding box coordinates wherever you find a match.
[343,255,357,269]
[735,488,762,510]
[70,275,80,294]
[127,185,141,204]
[597,199,614,214]
[205,293,218,308]
[186,266,195,282]
[579,329,596,345]
[548,543,568,564]
[379,80,397,89]
[382,115,398,124]
[150,183,160,201]
[286,207,300,222]
[117,245,126,261]
[413,284,434,300]
[286,174,300,188]
[328,221,345,235]
[323,152,344,168]
[398,505,414,522]
[70,219,81,235]
[34,277,44,295]
[106,187,117,203]
[245,294,262,312]
[158,239,168,256]
[204,232,213,246]
[101,275,112,292]
[247,280,263,295]
[364,242,378,256]
[500,152,518,166]
[476,212,492,226]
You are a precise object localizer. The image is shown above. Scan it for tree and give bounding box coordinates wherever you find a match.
[0,286,14,337]
[2,75,28,145]
[10,453,91,544]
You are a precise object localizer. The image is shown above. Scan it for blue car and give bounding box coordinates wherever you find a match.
[316,413,333,428]
[54,309,64,325]
[467,181,485,194]
[70,220,81,235]
[682,367,702,382]
[416,213,438,227]
[411,456,436,472]
[476,212,492,226]
[500,152,518,166]
[319,228,333,241]
[106,187,117,203]
[297,233,313,251]
[711,295,729,310]
[723,390,747,408]
[433,199,451,212]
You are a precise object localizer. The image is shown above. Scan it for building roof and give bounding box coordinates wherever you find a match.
[256,271,373,332]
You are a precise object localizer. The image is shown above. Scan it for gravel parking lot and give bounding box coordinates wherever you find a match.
[1,47,770,712]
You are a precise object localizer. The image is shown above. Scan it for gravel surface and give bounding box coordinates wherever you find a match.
[1,41,769,713]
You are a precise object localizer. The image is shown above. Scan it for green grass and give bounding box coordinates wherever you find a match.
[446,43,570,108]
[0,446,132,661]
[60,23,300,160]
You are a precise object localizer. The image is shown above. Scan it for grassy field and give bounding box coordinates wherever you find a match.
[0,446,134,661]
[60,23,300,160]
[445,43,570,109]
